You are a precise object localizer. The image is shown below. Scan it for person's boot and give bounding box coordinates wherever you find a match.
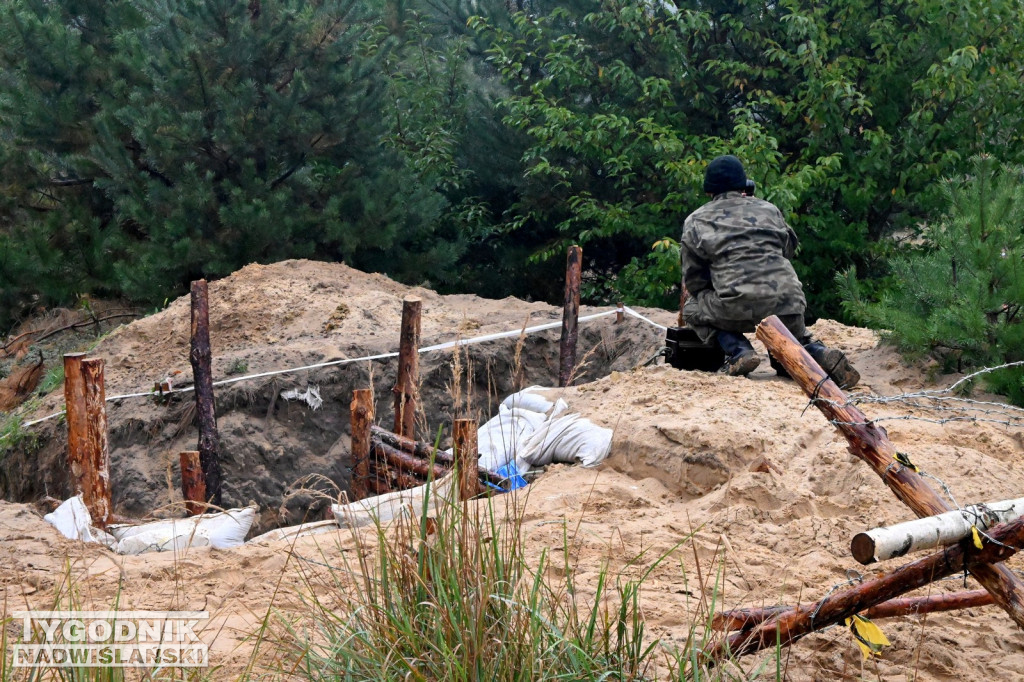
[803,340,860,389]
[720,350,761,377]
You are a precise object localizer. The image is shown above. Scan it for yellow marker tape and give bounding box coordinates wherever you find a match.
[845,614,891,660]
[894,451,919,472]
[972,526,984,550]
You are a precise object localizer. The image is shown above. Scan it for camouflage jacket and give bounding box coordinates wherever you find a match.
[680,192,806,322]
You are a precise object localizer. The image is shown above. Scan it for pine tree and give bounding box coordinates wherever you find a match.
[0,0,451,325]
[841,156,1024,404]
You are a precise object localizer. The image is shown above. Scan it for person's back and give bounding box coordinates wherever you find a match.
[682,192,805,322]
[679,155,859,387]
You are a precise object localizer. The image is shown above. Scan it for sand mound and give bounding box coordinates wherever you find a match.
[2,260,1023,679]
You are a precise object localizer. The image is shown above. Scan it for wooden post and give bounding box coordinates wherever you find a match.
[179,451,207,516]
[190,279,223,507]
[713,513,1024,657]
[678,282,689,328]
[393,296,421,440]
[64,357,112,528]
[453,418,479,502]
[64,352,88,497]
[350,389,373,501]
[852,496,1024,565]
[714,589,994,632]
[558,245,582,387]
[756,315,1024,629]
[615,302,624,324]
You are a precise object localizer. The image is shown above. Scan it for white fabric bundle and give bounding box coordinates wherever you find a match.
[331,474,456,529]
[514,412,613,474]
[43,495,114,546]
[108,506,257,555]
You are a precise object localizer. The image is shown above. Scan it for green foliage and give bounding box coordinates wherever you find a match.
[466,0,1024,314]
[0,0,452,326]
[841,156,1024,404]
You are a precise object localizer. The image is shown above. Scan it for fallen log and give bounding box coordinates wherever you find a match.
[373,441,448,481]
[370,425,508,488]
[852,497,1024,564]
[712,514,1024,657]
[714,589,994,632]
[755,315,1024,629]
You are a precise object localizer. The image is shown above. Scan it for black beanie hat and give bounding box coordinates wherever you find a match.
[703,155,747,196]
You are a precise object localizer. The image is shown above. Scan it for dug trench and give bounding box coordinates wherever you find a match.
[1,259,670,531]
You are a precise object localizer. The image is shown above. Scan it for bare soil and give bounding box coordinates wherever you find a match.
[2,259,1023,680]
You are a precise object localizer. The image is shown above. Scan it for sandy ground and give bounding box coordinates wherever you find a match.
[3,260,1024,679]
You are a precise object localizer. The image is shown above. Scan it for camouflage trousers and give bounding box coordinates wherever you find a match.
[682,289,806,344]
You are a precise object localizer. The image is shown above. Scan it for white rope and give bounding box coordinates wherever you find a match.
[7,306,663,434]
[622,306,668,331]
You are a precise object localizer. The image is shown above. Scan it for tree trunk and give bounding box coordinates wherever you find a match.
[755,315,1024,630]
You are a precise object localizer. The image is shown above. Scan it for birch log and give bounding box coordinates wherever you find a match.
[755,315,1024,630]
[852,497,1024,564]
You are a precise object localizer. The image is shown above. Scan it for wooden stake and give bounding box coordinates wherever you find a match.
[713,513,1024,657]
[393,296,421,440]
[64,352,88,496]
[714,589,994,632]
[179,451,207,516]
[615,302,624,324]
[65,356,112,528]
[852,496,1024,564]
[558,245,582,387]
[453,418,479,501]
[755,315,1024,629]
[350,389,373,501]
[190,279,223,507]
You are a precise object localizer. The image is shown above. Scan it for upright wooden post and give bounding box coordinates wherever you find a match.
[559,245,582,387]
[350,389,373,501]
[190,279,223,507]
[393,296,421,440]
[64,356,112,528]
[615,302,624,324]
[64,352,88,496]
[179,451,207,516]
[756,315,1024,629]
[453,418,479,502]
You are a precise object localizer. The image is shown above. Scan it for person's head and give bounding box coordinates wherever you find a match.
[703,155,747,197]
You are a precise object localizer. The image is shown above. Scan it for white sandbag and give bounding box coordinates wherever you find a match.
[500,386,568,417]
[43,496,114,546]
[247,519,339,544]
[108,506,257,555]
[331,474,456,530]
[476,405,548,472]
[515,413,612,474]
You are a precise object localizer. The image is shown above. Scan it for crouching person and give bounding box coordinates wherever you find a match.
[680,154,859,388]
